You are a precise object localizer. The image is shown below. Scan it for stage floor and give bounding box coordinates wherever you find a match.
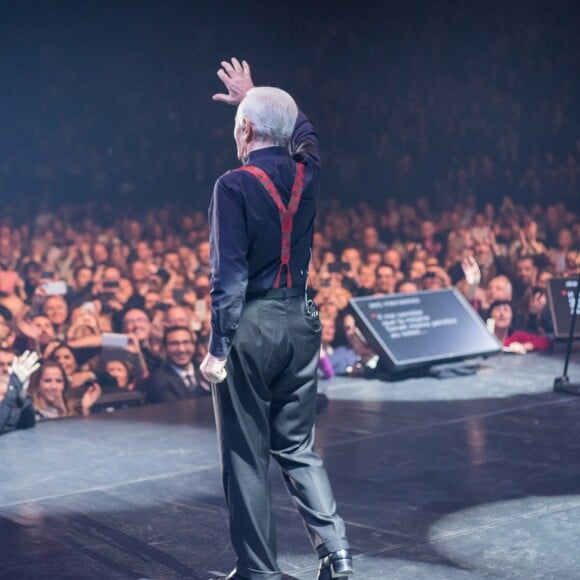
[2,347,580,579]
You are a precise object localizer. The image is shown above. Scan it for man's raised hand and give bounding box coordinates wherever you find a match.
[212,58,254,106]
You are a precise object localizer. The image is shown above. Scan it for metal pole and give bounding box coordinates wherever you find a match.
[554,271,580,393]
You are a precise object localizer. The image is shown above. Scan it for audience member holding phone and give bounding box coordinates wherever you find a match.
[104,358,137,390]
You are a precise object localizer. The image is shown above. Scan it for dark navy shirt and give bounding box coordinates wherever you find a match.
[208,111,320,357]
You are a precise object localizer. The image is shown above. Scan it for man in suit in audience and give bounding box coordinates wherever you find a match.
[146,326,210,403]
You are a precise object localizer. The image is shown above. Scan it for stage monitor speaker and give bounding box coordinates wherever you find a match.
[349,288,501,371]
[547,277,580,340]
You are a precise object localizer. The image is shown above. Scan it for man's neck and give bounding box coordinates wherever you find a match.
[245,140,277,159]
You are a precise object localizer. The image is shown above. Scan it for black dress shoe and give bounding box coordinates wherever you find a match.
[208,570,245,580]
[317,549,354,580]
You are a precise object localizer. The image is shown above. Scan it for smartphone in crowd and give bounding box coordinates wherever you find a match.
[102,280,120,289]
[328,262,349,274]
[43,280,67,295]
[101,333,130,349]
[97,291,115,304]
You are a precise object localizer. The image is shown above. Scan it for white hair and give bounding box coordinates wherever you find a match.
[236,86,298,146]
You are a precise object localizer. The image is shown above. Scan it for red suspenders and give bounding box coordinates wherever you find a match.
[237,163,305,289]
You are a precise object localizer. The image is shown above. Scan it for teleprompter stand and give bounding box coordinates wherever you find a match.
[554,272,580,395]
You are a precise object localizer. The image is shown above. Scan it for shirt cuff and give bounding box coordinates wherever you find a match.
[209,330,233,359]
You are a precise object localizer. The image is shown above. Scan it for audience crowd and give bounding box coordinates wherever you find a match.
[0,3,579,434]
[0,194,578,434]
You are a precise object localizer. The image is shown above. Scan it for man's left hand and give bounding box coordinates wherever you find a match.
[212,58,254,106]
[200,353,228,383]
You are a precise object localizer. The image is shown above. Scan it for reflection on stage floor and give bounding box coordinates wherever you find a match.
[2,348,580,579]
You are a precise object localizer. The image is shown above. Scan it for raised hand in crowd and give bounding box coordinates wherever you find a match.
[126,333,149,380]
[528,288,548,316]
[9,350,41,386]
[485,231,501,256]
[461,255,482,300]
[80,383,102,416]
[425,265,451,288]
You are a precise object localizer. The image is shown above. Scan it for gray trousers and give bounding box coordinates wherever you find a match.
[211,292,349,579]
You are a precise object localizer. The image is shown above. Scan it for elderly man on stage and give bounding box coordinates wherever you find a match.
[200,58,352,580]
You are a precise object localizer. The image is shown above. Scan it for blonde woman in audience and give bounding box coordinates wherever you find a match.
[29,361,101,419]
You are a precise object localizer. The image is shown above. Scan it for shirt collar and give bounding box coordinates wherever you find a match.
[170,362,194,378]
[244,146,287,165]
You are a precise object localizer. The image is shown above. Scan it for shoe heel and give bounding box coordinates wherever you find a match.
[330,558,354,577]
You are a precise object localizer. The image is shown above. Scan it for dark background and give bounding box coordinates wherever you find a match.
[0,0,578,210]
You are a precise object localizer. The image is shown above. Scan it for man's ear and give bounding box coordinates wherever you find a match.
[241,117,253,143]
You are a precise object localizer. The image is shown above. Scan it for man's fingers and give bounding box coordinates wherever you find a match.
[216,68,238,94]
[212,93,234,103]
[220,60,235,75]
[214,59,250,105]
[23,351,39,366]
[217,68,231,83]
[28,362,40,376]
[23,361,37,373]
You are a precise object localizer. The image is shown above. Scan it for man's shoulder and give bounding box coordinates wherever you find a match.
[216,166,246,184]
[214,167,253,196]
[146,361,187,403]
